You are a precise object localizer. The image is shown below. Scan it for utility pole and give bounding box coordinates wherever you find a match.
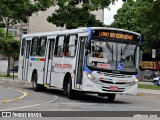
[152,49,156,78]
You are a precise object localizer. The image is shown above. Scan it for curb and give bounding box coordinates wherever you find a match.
[0,87,30,103]
[137,88,160,95]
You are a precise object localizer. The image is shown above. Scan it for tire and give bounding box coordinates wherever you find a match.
[154,81,158,86]
[32,73,41,91]
[107,94,116,102]
[63,78,76,99]
[158,80,160,86]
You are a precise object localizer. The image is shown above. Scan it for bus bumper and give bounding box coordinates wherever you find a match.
[81,78,138,95]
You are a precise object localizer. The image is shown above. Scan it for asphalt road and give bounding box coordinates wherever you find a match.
[0,79,160,118]
[0,87,24,101]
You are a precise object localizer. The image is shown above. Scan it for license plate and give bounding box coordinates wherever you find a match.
[109,86,118,91]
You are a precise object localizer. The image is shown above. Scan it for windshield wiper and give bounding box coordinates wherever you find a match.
[105,42,113,53]
[122,44,129,55]
[105,42,114,61]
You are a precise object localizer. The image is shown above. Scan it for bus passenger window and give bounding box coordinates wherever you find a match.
[54,36,65,57]
[65,35,77,57]
[37,37,46,56]
[31,37,39,56]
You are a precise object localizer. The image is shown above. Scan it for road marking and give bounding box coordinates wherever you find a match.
[137,93,144,96]
[0,95,58,111]
[0,87,30,103]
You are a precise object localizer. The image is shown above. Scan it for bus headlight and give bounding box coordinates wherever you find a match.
[86,72,100,84]
[86,72,95,81]
[127,79,138,86]
[135,78,139,82]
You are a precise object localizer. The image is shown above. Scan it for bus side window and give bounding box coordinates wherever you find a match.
[37,37,46,56]
[31,37,39,56]
[64,36,69,57]
[54,35,65,57]
[64,34,77,57]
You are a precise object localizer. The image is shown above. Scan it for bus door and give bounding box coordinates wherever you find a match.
[43,36,56,85]
[22,38,31,80]
[75,35,88,89]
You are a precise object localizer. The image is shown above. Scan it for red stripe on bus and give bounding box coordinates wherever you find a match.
[40,58,45,61]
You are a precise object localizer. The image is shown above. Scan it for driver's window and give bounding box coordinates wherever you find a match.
[118,44,136,68]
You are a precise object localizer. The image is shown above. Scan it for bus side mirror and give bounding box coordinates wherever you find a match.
[139,66,142,71]
[139,50,143,70]
[85,41,91,50]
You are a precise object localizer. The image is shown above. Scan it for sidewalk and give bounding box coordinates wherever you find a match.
[0,77,160,95]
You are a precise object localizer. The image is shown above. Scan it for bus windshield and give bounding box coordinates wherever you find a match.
[86,39,139,73]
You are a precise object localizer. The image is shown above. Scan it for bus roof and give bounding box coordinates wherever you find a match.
[22,27,141,38]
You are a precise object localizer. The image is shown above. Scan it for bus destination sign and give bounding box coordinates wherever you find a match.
[92,30,140,41]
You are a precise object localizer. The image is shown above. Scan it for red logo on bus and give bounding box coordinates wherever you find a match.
[54,63,72,69]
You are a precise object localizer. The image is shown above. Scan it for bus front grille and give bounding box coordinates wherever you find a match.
[97,72,132,78]
[100,80,127,85]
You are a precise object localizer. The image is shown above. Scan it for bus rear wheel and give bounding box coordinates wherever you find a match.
[107,94,116,102]
[32,73,41,91]
[63,78,75,99]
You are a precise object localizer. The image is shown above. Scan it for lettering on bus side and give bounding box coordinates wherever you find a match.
[54,63,72,69]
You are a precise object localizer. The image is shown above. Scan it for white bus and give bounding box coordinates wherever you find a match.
[18,27,141,101]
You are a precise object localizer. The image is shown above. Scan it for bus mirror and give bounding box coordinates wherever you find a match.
[139,66,142,71]
[85,41,91,50]
[75,38,77,45]
[139,50,143,67]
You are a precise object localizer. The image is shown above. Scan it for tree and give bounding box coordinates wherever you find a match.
[47,6,104,29]
[0,0,57,76]
[110,0,149,32]
[110,0,160,57]
[0,0,57,38]
[139,0,160,57]
[0,28,20,74]
[47,0,131,29]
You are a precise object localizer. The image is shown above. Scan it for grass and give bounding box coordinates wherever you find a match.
[138,84,160,90]
[0,73,18,78]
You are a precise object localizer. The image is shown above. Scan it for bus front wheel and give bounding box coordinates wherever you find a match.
[107,94,116,102]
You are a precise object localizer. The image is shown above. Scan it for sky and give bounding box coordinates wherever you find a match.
[104,0,123,25]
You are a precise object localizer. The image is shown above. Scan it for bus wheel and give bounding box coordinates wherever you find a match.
[107,94,116,102]
[63,78,75,99]
[158,80,160,86]
[32,73,41,91]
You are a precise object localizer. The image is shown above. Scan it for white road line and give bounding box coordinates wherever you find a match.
[0,95,58,111]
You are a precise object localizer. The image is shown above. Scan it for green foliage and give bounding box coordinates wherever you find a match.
[47,0,132,29]
[0,28,20,76]
[0,28,20,60]
[0,0,56,24]
[138,84,160,90]
[47,6,104,29]
[139,0,160,57]
[0,0,56,76]
[0,28,5,38]
[110,0,160,58]
[110,0,148,33]
[47,0,111,29]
